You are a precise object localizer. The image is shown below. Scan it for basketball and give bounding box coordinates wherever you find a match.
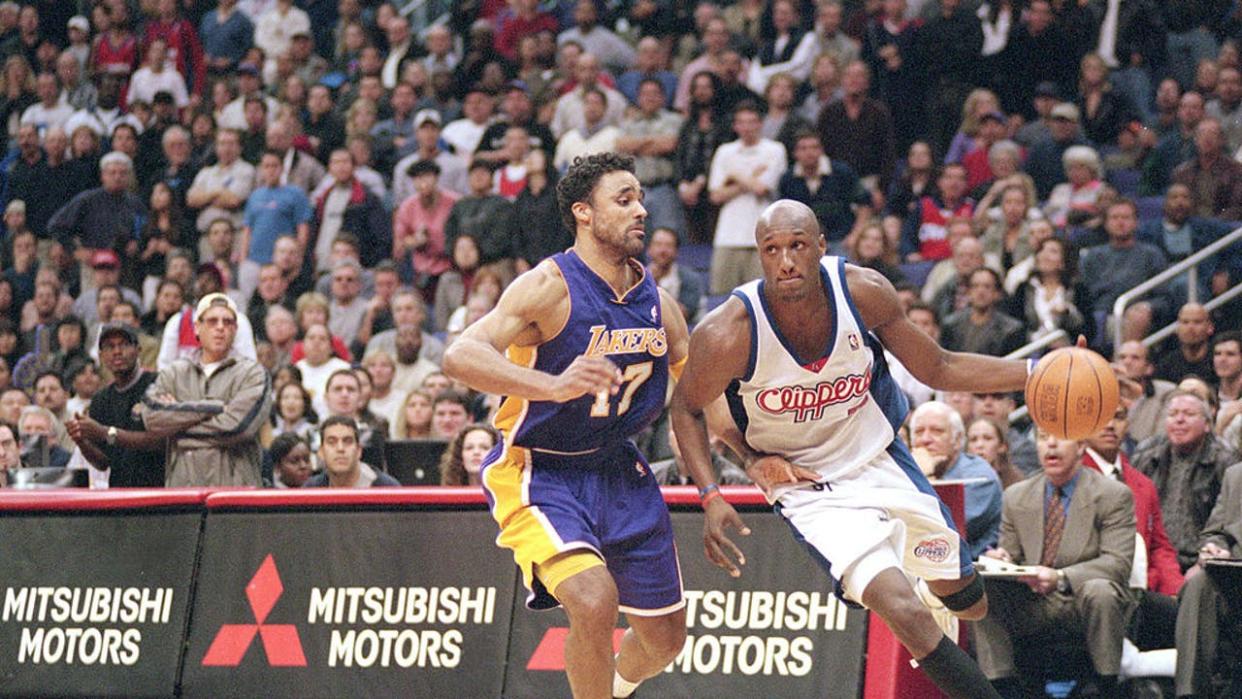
[1025,347,1120,441]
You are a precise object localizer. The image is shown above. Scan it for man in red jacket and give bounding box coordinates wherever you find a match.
[1082,404,1183,651]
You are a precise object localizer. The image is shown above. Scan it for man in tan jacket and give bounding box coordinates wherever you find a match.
[141,293,271,486]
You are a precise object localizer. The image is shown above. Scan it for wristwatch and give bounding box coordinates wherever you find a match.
[1055,569,1070,594]
[106,426,118,446]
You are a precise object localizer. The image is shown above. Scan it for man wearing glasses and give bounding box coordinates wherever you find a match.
[140,293,272,486]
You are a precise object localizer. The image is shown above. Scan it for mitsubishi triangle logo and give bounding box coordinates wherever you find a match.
[201,554,307,667]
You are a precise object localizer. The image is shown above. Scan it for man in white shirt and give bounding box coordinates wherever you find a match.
[20,73,73,136]
[706,101,786,293]
[186,128,256,234]
[217,63,280,130]
[440,87,495,159]
[553,88,620,170]
[380,15,415,89]
[254,0,309,84]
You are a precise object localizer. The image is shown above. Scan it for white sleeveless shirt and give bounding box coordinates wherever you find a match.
[727,257,910,501]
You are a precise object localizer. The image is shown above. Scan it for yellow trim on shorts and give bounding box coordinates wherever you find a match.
[669,355,687,382]
[534,550,606,599]
[483,445,573,593]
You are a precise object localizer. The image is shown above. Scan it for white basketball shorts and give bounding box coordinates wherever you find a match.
[773,442,972,605]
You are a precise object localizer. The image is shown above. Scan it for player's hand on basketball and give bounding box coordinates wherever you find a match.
[703,499,750,578]
[549,355,623,403]
[746,455,820,499]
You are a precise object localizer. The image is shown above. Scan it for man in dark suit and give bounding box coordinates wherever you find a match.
[975,428,1137,697]
[1174,462,1242,697]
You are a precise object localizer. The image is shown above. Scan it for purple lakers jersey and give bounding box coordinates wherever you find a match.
[493,250,670,452]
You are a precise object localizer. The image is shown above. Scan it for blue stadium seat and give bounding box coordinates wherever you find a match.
[1136,196,1164,227]
[900,261,937,289]
[679,243,713,274]
[1105,168,1141,198]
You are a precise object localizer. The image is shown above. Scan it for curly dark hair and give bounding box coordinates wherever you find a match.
[556,152,636,235]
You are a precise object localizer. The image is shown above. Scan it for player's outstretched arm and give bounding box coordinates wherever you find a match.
[443,262,621,402]
[670,298,754,576]
[847,264,1029,393]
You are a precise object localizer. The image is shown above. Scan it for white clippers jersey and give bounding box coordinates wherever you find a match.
[726,257,910,502]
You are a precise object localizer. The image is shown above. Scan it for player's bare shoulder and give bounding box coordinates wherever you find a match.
[495,258,572,346]
[686,294,752,381]
[842,262,903,330]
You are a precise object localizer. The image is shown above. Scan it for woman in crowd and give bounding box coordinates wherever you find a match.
[1008,237,1086,344]
[676,71,730,243]
[432,235,485,333]
[52,316,90,377]
[439,423,501,486]
[290,292,351,362]
[980,184,1036,271]
[1076,53,1136,148]
[271,380,318,448]
[945,89,1001,164]
[884,141,935,220]
[268,432,314,489]
[141,278,185,338]
[0,55,33,147]
[362,350,402,429]
[391,388,434,441]
[1044,145,1104,229]
[966,416,1024,489]
[135,182,191,295]
[848,221,906,286]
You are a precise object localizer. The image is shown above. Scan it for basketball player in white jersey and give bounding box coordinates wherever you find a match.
[670,200,1034,698]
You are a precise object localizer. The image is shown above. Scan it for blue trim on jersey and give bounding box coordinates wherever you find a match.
[731,290,759,383]
[886,440,975,577]
[865,333,910,431]
[723,379,751,446]
[835,257,869,332]
[774,502,856,605]
[755,263,836,368]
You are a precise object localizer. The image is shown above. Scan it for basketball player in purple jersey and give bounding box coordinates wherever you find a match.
[443,153,690,699]
[671,200,1040,698]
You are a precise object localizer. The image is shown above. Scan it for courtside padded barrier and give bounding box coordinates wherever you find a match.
[0,489,211,698]
[0,487,870,699]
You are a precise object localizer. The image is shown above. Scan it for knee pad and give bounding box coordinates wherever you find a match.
[935,575,984,612]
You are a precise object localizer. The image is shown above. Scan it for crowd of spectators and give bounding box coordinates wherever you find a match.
[0,0,1240,694]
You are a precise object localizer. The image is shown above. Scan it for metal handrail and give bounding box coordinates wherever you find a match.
[1141,280,1242,348]
[1112,226,1242,350]
[1003,329,1068,360]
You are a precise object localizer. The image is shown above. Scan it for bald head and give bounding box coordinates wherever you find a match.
[755,200,821,243]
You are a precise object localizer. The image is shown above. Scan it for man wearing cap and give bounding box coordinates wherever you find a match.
[71,251,143,325]
[392,109,470,200]
[1014,81,1062,148]
[218,62,279,130]
[393,159,458,287]
[47,151,147,286]
[1024,102,1087,199]
[157,264,258,369]
[142,292,271,486]
[66,324,166,487]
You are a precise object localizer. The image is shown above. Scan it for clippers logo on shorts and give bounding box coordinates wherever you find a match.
[913,538,951,563]
[201,554,307,667]
[583,324,668,358]
[755,372,872,423]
